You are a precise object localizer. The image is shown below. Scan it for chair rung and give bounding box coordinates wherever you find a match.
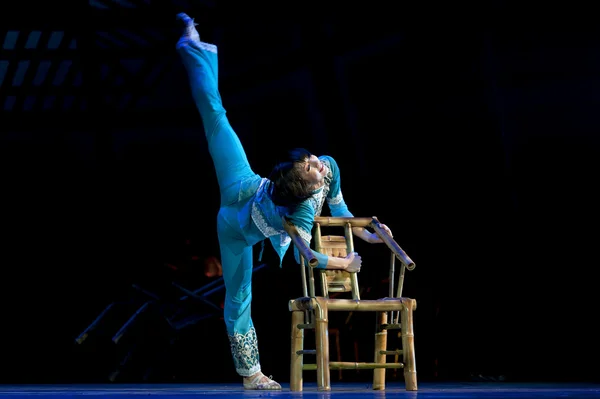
[296,350,316,355]
[303,362,404,371]
[327,287,351,292]
[379,350,403,355]
[381,323,402,330]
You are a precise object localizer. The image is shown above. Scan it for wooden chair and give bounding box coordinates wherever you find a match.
[284,216,417,392]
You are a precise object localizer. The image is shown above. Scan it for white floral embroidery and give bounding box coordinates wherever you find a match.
[297,226,312,243]
[327,191,344,205]
[311,189,325,217]
[252,202,281,237]
[310,157,334,216]
[322,158,333,194]
[251,179,284,238]
[280,233,291,246]
[228,327,261,376]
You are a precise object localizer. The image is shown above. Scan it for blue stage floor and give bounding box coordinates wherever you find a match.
[0,382,599,399]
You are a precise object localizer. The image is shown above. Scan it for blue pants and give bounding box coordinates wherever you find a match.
[177,37,262,377]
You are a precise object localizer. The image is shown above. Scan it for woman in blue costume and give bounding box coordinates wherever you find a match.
[176,13,393,390]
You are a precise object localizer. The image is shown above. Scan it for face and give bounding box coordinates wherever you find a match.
[298,155,328,188]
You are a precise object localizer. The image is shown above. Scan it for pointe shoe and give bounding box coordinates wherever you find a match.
[243,372,282,390]
[176,12,200,42]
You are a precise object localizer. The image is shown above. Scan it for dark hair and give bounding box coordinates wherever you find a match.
[268,148,315,209]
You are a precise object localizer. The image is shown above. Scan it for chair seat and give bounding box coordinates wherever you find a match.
[289,296,416,312]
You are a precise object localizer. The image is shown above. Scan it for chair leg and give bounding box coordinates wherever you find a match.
[290,311,304,391]
[393,331,400,379]
[354,340,360,375]
[314,299,331,391]
[373,311,387,390]
[401,299,418,391]
[329,328,342,380]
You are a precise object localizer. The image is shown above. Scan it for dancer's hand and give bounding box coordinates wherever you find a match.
[345,252,362,273]
[366,224,393,243]
[353,225,393,244]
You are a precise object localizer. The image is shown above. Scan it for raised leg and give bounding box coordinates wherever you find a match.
[176,15,256,205]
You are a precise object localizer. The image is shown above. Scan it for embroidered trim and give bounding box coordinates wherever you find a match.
[280,233,291,247]
[228,327,261,377]
[310,157,333,216]
[251,179,283,238]
[297,226,312,243]
[311,189,325,217]
[327,191,344,205]
[322,158,333,187]
[252,202,281,237]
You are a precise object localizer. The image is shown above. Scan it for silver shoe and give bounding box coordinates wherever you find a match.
[243,373,282,390]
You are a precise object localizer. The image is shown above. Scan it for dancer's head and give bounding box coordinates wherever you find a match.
[268,148,329,209]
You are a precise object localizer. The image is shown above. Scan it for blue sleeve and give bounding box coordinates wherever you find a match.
[293,247,329,269]
[321,156,353,217]
[287,201,330,269]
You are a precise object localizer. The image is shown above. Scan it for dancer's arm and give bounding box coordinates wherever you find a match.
[287,202,361,272]
[324,155,393,243]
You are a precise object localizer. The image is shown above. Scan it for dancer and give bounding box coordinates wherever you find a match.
[175,13,392,390]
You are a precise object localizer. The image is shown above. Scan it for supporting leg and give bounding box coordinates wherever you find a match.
[176,16,257,206]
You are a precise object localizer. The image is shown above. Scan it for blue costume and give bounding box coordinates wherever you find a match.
[177,36,354,377]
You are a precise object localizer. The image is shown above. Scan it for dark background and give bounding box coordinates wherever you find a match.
[1,0,598,385]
